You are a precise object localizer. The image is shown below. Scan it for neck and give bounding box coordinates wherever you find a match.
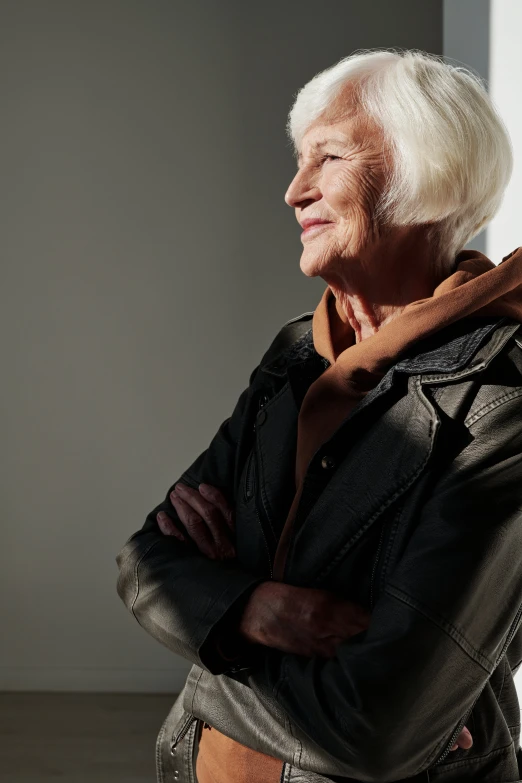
[322,230,449,343]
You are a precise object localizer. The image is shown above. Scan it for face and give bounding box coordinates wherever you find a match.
[285,84,390,280]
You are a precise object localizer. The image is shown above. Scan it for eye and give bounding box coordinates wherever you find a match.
[322,154,340,163]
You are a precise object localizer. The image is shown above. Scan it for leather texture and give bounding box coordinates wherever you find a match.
[117,313,522,783]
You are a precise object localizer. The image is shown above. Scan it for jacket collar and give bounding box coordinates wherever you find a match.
[261,315,520,381]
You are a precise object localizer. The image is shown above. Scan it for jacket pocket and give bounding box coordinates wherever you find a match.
[156,691,199,783]
[243,447,257,503]
[170,711,198,753]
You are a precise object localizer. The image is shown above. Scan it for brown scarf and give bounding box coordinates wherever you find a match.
[272,246,522,580]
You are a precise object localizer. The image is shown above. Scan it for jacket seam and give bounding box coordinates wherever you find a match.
[190,667,204,715]
[130,540,161,622]
[284,311,314,325]
[184,720,197,783]
[155,712,169,783]
[283,703,303,768]
[378,502,404,597]
[385,582,493,673]
[180,471,202,489]
[497,656,507,705]
[464,387,522,428]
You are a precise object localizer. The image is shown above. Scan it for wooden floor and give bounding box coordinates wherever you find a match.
[0,691,177,783]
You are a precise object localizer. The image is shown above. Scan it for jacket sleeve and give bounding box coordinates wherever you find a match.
[115,363,264,675]
[246,391,522,781]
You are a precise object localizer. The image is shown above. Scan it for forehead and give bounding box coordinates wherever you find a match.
[295,82,378,162]
[295,112,377,163]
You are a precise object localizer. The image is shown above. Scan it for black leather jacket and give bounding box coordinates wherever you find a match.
[116,312,522,783]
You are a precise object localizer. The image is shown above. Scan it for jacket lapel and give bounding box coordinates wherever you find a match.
[284,374,438,584]
[258,315,519,583]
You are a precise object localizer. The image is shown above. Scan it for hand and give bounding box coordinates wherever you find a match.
[238,581,473,752]
[238,581,371,659]
[156,482,236,560]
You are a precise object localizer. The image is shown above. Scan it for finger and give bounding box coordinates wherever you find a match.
[198,483,235,531]
[169,495,219,559]
[171,496,234,561]
[456,726,473,749]
[450,726,472,752]
[176,483,235,540]
[173,485,235,558]
[156,511,186,541]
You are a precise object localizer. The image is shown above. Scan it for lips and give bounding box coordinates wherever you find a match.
[300,218,332,230]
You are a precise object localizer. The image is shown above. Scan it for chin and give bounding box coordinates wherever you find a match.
[299,252,328,278]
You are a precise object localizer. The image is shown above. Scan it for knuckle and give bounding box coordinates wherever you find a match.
[184,511,202,530]
[202,510,220,528]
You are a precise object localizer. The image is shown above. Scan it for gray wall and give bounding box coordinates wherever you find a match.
[443,0,490,253]
[0,0,442,692]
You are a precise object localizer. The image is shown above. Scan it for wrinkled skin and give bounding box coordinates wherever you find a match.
[157,482,473,752]
[285,81,445,344]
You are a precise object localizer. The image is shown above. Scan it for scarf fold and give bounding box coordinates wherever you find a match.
[272,246,522,580]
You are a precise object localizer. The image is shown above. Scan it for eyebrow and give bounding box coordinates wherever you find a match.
[294,137,347,165]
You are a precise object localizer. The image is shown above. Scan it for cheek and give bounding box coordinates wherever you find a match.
[323,164,382,222]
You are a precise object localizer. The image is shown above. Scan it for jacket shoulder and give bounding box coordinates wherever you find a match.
[259,311,314,369]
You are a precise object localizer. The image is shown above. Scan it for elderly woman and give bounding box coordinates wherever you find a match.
[116,49,522,783]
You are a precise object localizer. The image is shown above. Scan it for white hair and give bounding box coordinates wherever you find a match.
[287,49,513,271]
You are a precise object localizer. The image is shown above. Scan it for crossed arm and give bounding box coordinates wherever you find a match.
[117,354,522,778]
[156,479,472,754]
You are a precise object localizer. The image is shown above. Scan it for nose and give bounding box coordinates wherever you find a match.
[284,168,321,209]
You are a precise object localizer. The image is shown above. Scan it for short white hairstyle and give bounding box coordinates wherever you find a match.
[287,49,513,270]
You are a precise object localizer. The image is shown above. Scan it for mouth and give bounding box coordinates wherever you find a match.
[301,221,333,239]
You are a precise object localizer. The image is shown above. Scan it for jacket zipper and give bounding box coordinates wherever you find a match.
[433,601,522,767]
[369,521,386,611]
[247,440,273,578]
[243,448,255,502]
[497,602,522,664]
[245,393,274,579]
[432,700,478,766]
[170,713,197,755]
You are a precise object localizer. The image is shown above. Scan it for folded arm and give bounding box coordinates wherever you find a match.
[244,392,522,780]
